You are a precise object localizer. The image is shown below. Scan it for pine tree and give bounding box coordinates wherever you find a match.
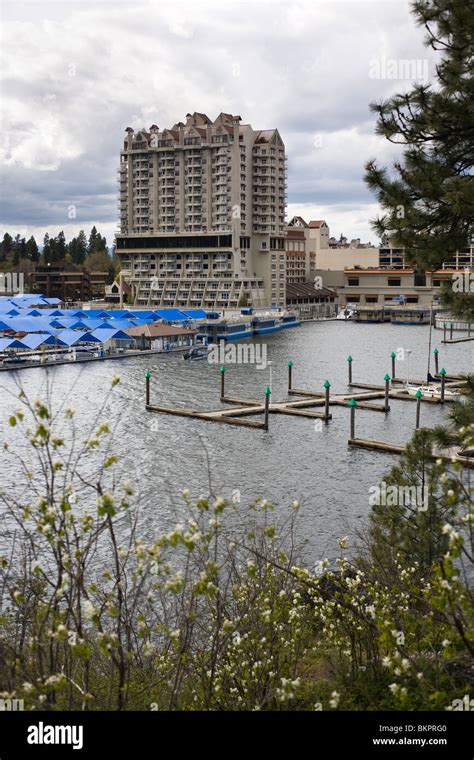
[26,236,39,263]
[0,232,13,262]
[42,233,51,265]
[364,0,474,322]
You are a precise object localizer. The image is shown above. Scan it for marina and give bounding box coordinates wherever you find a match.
[0,318,471,560]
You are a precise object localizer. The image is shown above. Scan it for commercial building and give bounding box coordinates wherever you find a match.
[116,112,287,309]
[29,266,108,303]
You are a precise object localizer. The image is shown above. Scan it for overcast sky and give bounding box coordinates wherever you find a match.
[0,0,438,247]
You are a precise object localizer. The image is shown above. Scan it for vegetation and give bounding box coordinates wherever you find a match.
[365,0,474,321]
[0,226,118,284]
[0,377,471,711]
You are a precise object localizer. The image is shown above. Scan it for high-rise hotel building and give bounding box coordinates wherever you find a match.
[116,112,287,308]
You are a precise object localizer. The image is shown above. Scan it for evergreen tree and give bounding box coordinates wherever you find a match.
[365,0,474,321]
[68,229,87,265]
[42,233,51,265]
[12,235,21,266]
[0,232,13,262]
[25,236,39,263]
[55,230,66,262]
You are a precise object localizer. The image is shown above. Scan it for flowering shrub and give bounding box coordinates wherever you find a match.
[0,383,472,711]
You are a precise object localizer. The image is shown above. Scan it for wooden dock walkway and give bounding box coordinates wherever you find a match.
[348,437,474,468]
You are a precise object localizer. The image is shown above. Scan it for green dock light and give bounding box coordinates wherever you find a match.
[347,356,353,384]
[383,374,391,412]
[323,380,331,421]
[287,360,293,390]
[433,348,439,354]
[263,386,271,431]
[348,397,356,439]
[415,389,422,428]
[390,351,397,380]
[439,367,447,403]
[145,371,151,406]
[219,365,226,398]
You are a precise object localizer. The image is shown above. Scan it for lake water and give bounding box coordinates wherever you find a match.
[0,321,472,564]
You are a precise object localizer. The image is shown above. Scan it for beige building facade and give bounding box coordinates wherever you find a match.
[116,112,287,308]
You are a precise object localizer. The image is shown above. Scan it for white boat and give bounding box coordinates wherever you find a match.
[404,384,461,399]
[336,307,355,320]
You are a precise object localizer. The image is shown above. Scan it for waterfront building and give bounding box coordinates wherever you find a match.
[124,322,197,351]
[28,266,108,303]
[116,112,287,309]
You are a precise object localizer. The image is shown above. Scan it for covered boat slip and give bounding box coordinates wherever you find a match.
[354,305,443,324]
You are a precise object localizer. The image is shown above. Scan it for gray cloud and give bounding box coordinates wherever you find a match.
[0,0,437,243]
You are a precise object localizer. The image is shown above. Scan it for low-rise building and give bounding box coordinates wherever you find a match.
[29,267,108,303]
[124,322,197,351]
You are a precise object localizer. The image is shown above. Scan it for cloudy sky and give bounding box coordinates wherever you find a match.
[1,0,438,247]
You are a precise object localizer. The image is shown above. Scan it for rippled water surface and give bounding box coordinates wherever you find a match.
[0,322,472,563]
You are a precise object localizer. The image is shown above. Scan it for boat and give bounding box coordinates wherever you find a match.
[353,306,391,323]
[336,307,355,320]
[404,384,461,399]
[183,346,210,361]
[278,313,300,329]
[195,317,253,342]
[252,316,282,335]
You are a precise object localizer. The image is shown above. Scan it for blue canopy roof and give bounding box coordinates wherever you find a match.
[90,328,133,342]
[0,338,14,350]
[154,309,190,322]
[183,309,207,319]
[16,333,54,349]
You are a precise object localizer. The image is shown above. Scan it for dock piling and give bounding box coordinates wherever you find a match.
[348,397,357,439]
[415,389,422,429]
[443,323,447,342]
[323,379,331,422]
[384,374,390,412]
[264,386,271,431]
[434,347,439,375]
[440,367,446,402]
[347,355,353,384]
[391,351,396,380]
[220,365,226,399]
[450,324,454,340]
[145,371,151,407]
[288,360,293,392]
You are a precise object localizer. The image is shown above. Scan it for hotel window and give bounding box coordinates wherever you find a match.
[348,277,359,286]
[406,297,419,303]
[347,295,360,302]
[365,296,378,303]
[388,277,401,286]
